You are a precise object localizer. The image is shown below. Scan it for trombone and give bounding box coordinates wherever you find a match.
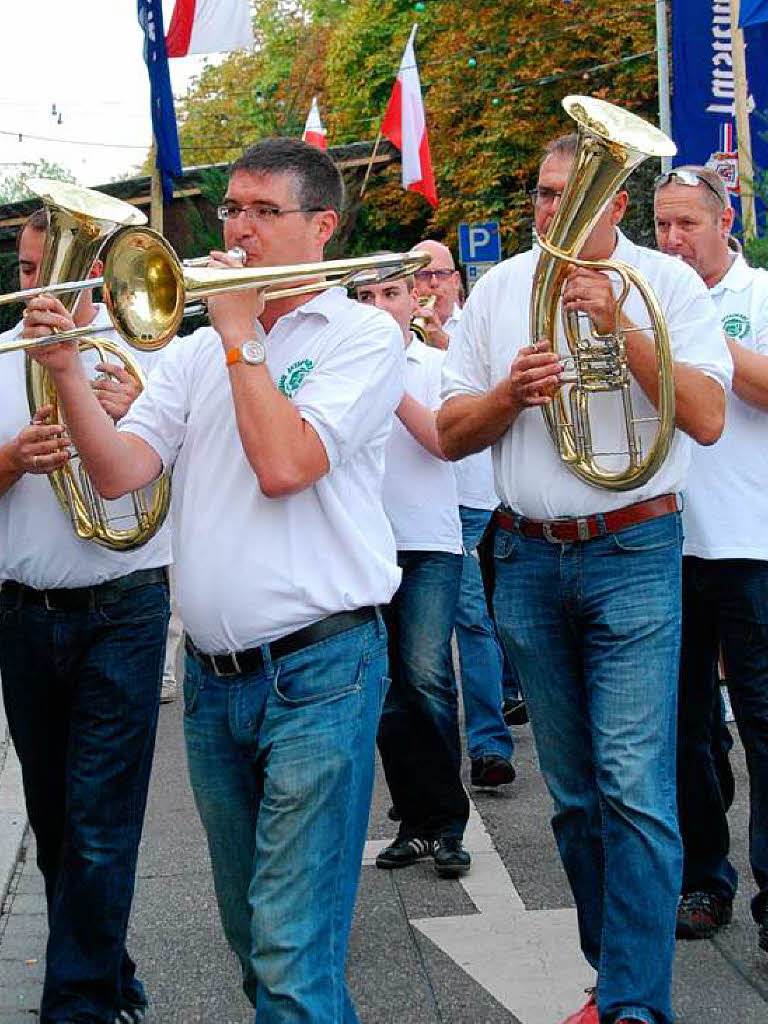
[0,215,430,354]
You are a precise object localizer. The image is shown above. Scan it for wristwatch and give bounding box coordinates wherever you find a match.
[226,339,266,367]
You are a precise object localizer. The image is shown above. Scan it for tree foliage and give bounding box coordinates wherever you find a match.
[0,159,77,203]
[171,0,660,258]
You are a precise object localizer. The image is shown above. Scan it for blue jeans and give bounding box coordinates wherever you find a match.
[378,550,469,839]
[678,556,768,923]
[0,577,169,1024]
[183,615,388,1024]
[492,514,683,1024]
[455,506,513,760]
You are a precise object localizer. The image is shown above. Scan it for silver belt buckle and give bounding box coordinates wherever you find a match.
[542,522,559,544]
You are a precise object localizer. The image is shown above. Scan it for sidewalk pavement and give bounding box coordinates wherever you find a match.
[0,689,26,927]
[1,695,768,1022]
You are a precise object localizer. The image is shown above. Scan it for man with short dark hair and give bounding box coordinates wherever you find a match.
[655,165,768,951]
[438,132,731,1024]
[25,138,404,1023]
[0,210,171,1024]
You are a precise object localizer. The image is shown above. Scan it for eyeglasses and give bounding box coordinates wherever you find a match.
[216,203,324,222]
[652,170,727,209]
[528,187,566,206]
[413,268,455,283]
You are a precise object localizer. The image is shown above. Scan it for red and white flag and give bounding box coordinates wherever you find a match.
[381,25,437,208]
[302,97,328,151]
[166,0,253,58]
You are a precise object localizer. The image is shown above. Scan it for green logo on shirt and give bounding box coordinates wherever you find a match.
[278,359,315,398]
[722,312,750,339]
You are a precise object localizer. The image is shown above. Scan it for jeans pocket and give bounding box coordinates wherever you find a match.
[607,514,680,554]
[272,640,364,708]
[99,582,170,625]
[494,529,521,561]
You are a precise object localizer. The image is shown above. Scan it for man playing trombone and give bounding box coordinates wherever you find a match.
[437,130,732,1024]
[0,209,172,1024]
[24,138,404,1024]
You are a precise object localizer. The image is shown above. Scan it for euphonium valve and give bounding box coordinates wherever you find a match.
[530,95,677,491]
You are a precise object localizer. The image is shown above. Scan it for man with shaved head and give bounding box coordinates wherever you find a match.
[655,165,768,952]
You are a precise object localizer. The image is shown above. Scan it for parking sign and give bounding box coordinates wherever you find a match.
[457,221,501,265]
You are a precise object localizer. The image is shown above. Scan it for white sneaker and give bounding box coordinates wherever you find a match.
[160,678,178,704]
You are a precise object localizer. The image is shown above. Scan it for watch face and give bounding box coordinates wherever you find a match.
[241,340,266,365]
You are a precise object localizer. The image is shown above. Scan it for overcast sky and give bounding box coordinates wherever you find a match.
[0,2,216,188]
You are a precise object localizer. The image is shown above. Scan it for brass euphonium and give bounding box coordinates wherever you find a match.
[531,96,678,491]
[22,178,171,550]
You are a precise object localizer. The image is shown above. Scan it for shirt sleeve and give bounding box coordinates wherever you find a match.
[295,309,406,469]
[117,333,193,470]
[441,272,494,402]
[752,271,768,355]
[661,259,733,392]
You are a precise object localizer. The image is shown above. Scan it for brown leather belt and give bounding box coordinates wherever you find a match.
[495,493,678,544]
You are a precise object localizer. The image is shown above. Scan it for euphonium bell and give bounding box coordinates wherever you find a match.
[531,96,677,491]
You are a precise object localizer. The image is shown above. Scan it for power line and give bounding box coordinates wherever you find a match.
[0,48,656,157]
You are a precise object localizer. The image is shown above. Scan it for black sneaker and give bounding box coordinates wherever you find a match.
[759,913,768,952]
[471,755,516,788]
[676,891,732,939]
[502,697,529,726]
[375,836,435,870]
[433,837,471,878]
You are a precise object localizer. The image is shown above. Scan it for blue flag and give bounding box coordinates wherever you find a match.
[137,0,182,203]
[740,1,768,27]
[672,0,768,233]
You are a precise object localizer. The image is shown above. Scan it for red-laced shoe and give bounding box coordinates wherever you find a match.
[561,987,597,1024]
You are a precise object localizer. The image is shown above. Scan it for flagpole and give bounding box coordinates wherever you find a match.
[730,0,757,241]
[655,0,672,172]
[149,137,164,235]
[359,124,383,201]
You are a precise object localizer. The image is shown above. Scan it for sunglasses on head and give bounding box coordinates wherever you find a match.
[653,169,726,209]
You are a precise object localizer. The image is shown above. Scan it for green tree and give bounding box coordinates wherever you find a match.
[0,159,77,203]
[166,0,660,257]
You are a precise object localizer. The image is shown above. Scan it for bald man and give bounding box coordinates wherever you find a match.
[411,239,462,350]
[414,239,516,789]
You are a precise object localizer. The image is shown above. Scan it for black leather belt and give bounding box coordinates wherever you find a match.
[0,567,168,612]
[185,606,378,678]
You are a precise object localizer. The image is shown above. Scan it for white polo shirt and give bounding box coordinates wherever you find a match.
[444,309,498,512]
[382,336,462,554]
[0,305,172,588]
[683,255,768,560]
[120,287,404,654]
[442,231,733,519]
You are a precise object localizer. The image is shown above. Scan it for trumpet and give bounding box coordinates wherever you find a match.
[0,211,430,354]
[410,295,437,345]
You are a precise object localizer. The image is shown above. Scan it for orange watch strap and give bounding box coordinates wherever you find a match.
[225,347,242,367]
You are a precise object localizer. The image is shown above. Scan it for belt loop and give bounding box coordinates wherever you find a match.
[374,606,386,639]
[595,513,607,537]
[44,590,54,612]
[261,643,275,679]
[577,517,590,542]
[513,513,524,533]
